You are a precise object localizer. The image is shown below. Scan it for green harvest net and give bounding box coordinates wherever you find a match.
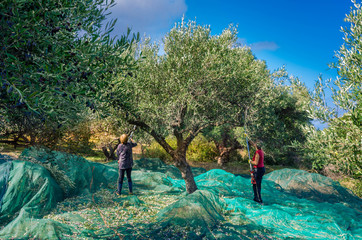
[0,147,361,239]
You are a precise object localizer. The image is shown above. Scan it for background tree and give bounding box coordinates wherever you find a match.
[0,0,136,144]
[295,1,361,196]
[203,125,243,166]
[103,20,270,193]
[246,69,312,165]
[0,98,96,150]
[89,117,122,161]
[202,68,311,167]
[0,108,63,148]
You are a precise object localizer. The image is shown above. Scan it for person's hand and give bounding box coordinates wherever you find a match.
[248,159,252,164]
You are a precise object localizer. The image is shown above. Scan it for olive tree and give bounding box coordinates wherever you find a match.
[0,0,135,143]
[247,70,311,165]
[105,20,270,193]
[301,1,361,179]
[203,68,311,167]
[202,125,243,166]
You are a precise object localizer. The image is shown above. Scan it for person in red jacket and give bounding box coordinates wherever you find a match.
[249,139,265,204]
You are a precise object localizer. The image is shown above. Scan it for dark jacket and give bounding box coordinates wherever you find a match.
[117,142,137,169]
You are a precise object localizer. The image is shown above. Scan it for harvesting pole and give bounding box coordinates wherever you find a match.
[244,109,256,185]
[128,125,137,142]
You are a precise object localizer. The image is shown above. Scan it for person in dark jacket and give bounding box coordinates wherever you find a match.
[249,139,265,204]
[116,133,137,195]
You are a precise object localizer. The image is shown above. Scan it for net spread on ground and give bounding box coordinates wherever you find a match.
[0,148,361,239]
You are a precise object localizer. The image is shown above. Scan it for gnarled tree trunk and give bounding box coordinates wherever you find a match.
[216,146,233,166]
[101,140,120,162]
[174,152,198,194]
[215,135,243,166]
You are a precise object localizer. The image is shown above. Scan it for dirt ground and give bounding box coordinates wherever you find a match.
[0,146,23,159]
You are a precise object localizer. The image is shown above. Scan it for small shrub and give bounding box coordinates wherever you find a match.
[187,135,218,162]
[143,135,218,163]
[143,140,173,163]
[340,177,362,198]
[58,121,95,154]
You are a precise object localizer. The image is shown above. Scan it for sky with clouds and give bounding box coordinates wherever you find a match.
[108,0,355,91]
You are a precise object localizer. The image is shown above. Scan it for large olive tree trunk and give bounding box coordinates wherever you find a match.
[174,150,198,194]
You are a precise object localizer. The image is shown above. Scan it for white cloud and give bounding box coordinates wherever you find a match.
[109,0,187,36]
[249,41,279,51]
[236,39,279,51]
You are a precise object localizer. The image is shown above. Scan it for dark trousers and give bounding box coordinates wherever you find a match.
[118,168,132,194]
[253,167,265,203]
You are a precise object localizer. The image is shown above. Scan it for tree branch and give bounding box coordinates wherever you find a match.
[172,102,188,150]
[128,119,175,156]
[184,122,211,147]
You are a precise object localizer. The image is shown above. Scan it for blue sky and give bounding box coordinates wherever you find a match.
[109,0,354,90]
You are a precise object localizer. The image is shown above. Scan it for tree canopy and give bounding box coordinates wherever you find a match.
[103,20,270,193]
[247,69,311,164]
[301,1,361,181]
[0,0,135,145]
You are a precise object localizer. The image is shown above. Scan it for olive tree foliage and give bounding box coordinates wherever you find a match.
[332,0,362,118]
[297,1,361,178]
[106,20,270,193]
[246,68,312,165]
[0,0,136,145]
[202,68,312,167]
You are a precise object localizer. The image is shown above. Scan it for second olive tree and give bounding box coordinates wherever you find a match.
[109,20,270,193]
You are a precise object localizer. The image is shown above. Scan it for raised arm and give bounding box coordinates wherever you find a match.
[129,138,137,147]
